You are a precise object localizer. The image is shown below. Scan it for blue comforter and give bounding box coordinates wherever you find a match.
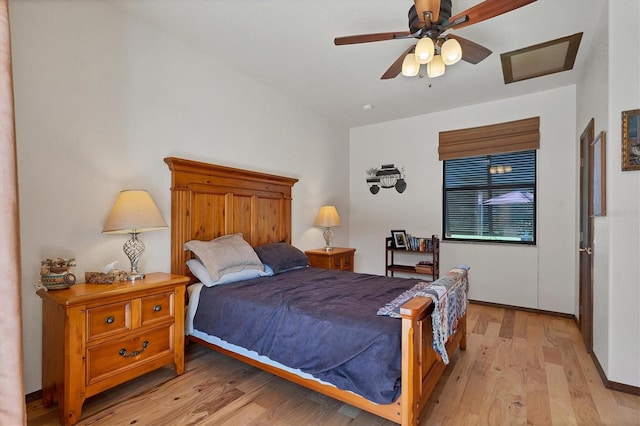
[193,267,425,404]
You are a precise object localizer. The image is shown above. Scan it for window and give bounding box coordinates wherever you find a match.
[443,150,536,244]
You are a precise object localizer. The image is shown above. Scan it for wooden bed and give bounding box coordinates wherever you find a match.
[164,157,467,426]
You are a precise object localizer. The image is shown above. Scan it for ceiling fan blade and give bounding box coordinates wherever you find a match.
[448,0,536,29]
[447,35,492,64]
[414,0,441,24]
[381,45,416,80]
[335,31,411,46]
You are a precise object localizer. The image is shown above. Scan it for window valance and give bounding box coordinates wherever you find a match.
[438,116,540,160]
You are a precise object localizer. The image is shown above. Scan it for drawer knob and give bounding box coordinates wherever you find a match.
[153,305,162,312]
[105,316,115,324]
[119,340,149,358]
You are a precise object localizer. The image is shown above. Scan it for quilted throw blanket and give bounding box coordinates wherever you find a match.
[377,265,470,364]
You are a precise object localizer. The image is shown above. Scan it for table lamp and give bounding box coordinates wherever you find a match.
[314,205,342,252]
[102,190,168,281]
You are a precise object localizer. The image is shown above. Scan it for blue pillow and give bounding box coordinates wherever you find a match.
[253,243,309,274]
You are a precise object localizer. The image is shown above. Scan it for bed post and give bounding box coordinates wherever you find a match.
[459,314,467,350]
[169,187,190,278]
[399,296,433,426]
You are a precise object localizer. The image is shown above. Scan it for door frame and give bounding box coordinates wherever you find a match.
[578,118,594,352]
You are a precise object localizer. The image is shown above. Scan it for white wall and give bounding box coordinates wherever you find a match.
[349,87,577,314]
[604,0,640,387]
[576,0,640,389]
[576,0,611,382]
[10,0,350,394]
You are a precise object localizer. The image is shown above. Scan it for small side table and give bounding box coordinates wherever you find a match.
[305,247,356,272]
[37,272,189,425]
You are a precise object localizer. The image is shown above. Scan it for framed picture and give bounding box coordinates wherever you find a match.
[591,130,606,216]
[622,109,640,171]
[391,230,407,249]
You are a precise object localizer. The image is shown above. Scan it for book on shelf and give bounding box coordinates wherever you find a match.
[415,261,433,274]
[403,234,436,252]
[415,265,433,274]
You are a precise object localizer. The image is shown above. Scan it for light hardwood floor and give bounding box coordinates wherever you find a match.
[27,303,639,425]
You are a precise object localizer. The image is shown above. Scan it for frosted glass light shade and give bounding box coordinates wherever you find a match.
[102,190,168,234]
[441,38,462,65]
[427,55,445,77]
[401,53,420,77]
[414,37,435,64]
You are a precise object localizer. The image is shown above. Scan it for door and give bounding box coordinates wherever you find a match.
[578,119,594,352]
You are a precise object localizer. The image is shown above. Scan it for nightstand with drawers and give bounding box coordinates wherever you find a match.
[305,247,356,272]
[37,272,189,425]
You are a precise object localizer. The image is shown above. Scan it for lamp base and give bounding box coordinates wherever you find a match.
[123,232,146,282]
[322,227,334,252]
[127,272,145,281]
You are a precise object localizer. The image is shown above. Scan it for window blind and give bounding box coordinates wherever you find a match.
[443,150,536,243]
[439,116,540,160]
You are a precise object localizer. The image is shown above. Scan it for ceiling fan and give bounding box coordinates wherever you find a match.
[334,0,537,79]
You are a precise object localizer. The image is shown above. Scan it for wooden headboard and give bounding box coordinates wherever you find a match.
[164,157,298,282]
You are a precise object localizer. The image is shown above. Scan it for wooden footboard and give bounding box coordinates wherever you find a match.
[188,296,466,426]
[400,297,467,425]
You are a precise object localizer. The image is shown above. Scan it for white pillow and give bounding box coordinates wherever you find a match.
[184,233,264,281]
[186,259,269,287]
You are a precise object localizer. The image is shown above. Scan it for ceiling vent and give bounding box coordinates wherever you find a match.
[500,32,583,84]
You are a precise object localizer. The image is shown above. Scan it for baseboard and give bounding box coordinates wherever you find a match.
[589,351,640,396]
[468,299,575,319]
[25,389,41,403]
[468,299,640,396]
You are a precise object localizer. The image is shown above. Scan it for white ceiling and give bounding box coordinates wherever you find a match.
[112,0,607,128]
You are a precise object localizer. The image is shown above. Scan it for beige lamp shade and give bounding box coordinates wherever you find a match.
[313,205,342,227]
[102,190,168,234]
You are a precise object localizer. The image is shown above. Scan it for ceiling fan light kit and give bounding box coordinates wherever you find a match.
[335,0,538,80]
[489,164,512,174]
[403,36,462,78]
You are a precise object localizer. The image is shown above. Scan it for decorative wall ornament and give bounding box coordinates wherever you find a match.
[621,109,640,171]
[366,164,406,194]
